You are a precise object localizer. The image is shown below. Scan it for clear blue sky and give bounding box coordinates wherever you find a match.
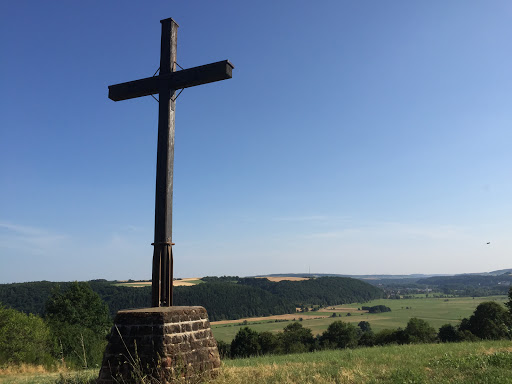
[1,1,511,283]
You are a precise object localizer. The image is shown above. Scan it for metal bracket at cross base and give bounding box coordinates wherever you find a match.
[151,241,175,306]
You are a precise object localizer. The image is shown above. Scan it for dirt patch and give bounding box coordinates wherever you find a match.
[212,313,329,325]
[116,281,152,287]
[483,346,512,355]
[0,364,48,375]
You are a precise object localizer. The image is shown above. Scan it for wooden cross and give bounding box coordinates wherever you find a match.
[108,18,234,307]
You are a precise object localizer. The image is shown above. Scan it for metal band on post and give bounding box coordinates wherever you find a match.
[151,242,175,307]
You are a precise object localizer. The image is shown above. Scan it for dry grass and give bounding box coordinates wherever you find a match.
[0,366,97,384]
[0,365,50,375]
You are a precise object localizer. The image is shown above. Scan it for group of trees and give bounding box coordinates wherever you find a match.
[361,305,391,313]
[439,301,511,342]
[221,291,512,359]
[0,282,112,368]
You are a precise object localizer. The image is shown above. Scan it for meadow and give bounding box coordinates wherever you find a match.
[211,295,507,343]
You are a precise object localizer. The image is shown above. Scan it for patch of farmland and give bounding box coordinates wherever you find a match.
[257,276,310,282]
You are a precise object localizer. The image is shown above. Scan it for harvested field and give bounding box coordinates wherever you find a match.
[257,276,310,282]
[115,278,202,287]
[174,278,202,286]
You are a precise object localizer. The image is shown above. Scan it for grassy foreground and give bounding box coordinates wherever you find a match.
[216,340,512,384]
[1,341,511,383]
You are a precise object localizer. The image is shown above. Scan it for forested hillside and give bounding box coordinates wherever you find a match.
[238,276,383,305]
[0,276,383,321]
[175,283,295,320]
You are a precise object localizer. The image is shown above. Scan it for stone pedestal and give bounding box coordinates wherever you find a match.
[97,306,220,383]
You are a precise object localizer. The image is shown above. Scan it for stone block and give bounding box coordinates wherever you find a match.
[97,306,220,383]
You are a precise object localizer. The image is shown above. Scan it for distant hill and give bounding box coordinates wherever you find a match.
[253,270,512,295]
[417,274,512,287]
[256,269,512,281]
[487,268,512,276]
[256,273,450,280]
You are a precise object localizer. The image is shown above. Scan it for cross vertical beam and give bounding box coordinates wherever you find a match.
[151,18,178,307]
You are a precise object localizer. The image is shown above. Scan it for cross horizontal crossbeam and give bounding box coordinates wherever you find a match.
[108,60,234,102]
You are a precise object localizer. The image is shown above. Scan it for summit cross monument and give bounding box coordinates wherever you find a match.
[98,18,233,382]
[108,18,233,307]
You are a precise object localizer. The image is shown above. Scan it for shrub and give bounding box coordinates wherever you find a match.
[375,328,408,345]
[405,318,437,343]
[358,331,376,346]
[216,340,231,359]
[258,331,281,355]
[358,321,372,333]
[230,327,260,358]
[438,324,460,343]
[279,322,315,353]
[0,305,53,366]
[44,282,112,368]
[320,320,359,349]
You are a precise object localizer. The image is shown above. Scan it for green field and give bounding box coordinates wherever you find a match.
[211,296,507,342]
[3,341,511,383]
